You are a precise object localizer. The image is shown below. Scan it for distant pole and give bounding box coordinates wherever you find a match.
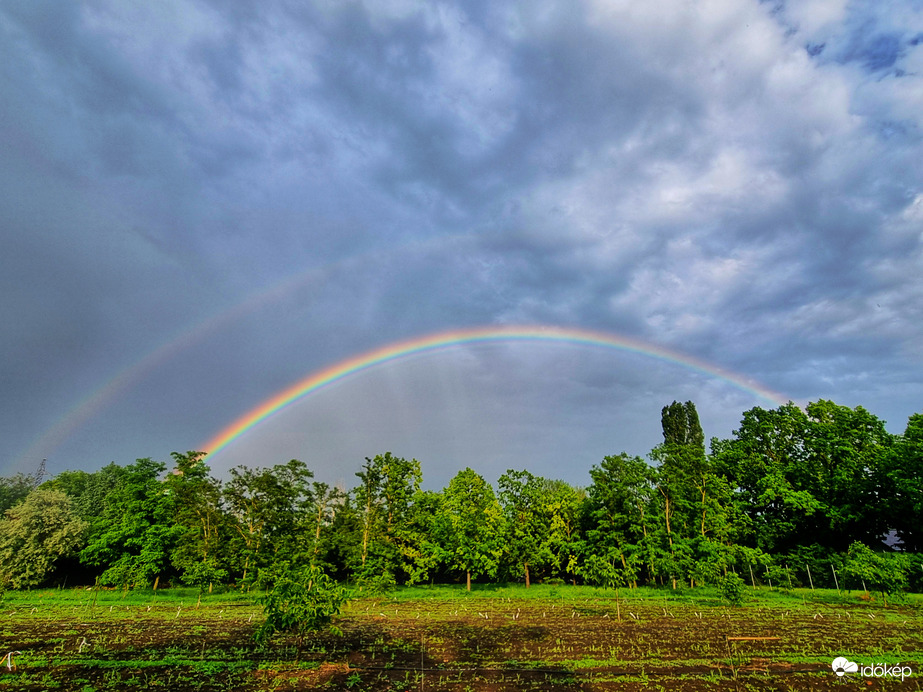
[785,564,793,590]
[765,565,773,590]
[831,565,840,594]
[749,564,756,589]
[806,564,815,592]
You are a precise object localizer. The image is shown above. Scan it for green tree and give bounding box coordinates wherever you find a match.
[0,488,86,589]
[165,452,226,585]
[305,481,345,569]
[44,467,122,525]
[498,469,552,587]
[80,458,177,588]
[803,401,893,550]
[650,401,708,545]
[255,563,348,655]
[882,413,923,551]
[223,460,316,586]
[439,468,503,590]
[580,453,653,588]
[399,488,445,585]
[842,542,908,605]
[712,403,819,553]
[542,479,585,584]
[0,473,37,514]
[352,453,422,587]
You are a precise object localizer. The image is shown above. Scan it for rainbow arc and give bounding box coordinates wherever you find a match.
[201,325,786,458]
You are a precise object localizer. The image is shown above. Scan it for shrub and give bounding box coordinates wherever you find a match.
[718,572,746,606]
[255,563,349,651]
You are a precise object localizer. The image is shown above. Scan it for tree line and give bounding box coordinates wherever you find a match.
[1,399,920,597]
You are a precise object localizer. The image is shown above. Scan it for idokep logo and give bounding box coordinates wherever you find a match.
[832,656,913,681]
[832,657,858,676]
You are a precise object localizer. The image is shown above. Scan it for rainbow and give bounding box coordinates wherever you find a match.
[201,325,787,458]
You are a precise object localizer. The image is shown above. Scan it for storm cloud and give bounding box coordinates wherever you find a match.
[3,0,921,488]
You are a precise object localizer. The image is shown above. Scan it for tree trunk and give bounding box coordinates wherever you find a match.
[524,562,530,589]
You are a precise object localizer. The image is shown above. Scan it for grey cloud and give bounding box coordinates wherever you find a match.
[3,0,922,481]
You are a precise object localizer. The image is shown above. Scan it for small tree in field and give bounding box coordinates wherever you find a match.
[255,563,348,655]
[718,572,746,606]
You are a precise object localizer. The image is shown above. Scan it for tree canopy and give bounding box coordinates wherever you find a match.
[2,398,919,595]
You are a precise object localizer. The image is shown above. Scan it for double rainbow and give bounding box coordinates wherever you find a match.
[201,325,786,458]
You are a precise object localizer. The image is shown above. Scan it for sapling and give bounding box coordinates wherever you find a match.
[255,562,349,659]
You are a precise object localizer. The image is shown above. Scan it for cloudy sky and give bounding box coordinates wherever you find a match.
[2,0,922,489]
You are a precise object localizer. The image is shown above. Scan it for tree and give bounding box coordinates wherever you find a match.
[650,401,708,544]
[0,488,86,589]
[803,401,893,550]
[0,473,37,514]
[45,466,123,526]
[842,542,909,605]
[438,468,503,590]
[223,460,316,586]
[882,413,923,551]
[498,469,552,587]
[580,453,654,588]
[712,403,819,553]
[255,563,348,656]
[542,479,584,584]
[352,453,422,588]
[400,488,445,585]
[80,458,177,588]
[165,452,226,585]
[305,481,345,570]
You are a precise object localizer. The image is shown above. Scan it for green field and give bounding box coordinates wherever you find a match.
[0,584,920,690]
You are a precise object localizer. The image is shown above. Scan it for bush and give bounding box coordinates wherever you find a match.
[842,542,908,604]
[255,563,349,650]
[718,572,746,606]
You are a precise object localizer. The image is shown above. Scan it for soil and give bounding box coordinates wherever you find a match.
[1,592,920,690]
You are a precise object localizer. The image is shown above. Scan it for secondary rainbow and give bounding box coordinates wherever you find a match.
[201,325,787,458]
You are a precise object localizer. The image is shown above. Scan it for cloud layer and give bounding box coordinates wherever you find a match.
[3,0,921,486]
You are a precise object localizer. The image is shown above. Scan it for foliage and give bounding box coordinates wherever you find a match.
[352,453,424,586]
[255,563,349,648]
[181,558,228,593]
[842,542,908,600]
[0,488,86,589]
[223,459,316,587]
[717,572,746,606]
[498,469,554,587]
[165,451,225,579]
[881,413,923,552]
[0,396,921,597]
[79,458,178,588]
[439,467,504,590]
[579,453,652,587]
[0,473,38,514]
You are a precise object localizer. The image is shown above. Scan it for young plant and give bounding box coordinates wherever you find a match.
[254,563,349,654]
[717,573,746,606]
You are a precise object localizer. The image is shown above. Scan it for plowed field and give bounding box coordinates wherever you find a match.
[1,586,920,690]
